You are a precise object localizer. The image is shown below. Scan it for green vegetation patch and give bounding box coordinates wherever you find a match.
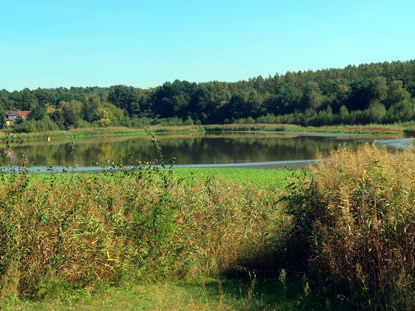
[404,127,415,136]
[6,277,347,311]
[0,127,147,142]
[173,167,292,188]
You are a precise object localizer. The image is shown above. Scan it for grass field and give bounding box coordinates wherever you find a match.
[4,277,347,311]
[172,167,292,188]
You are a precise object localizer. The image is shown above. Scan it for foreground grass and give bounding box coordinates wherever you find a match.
[0,166,339,310]
[2,144,415,310]
[285,144,415,310]
[0,166,297,308]
[5,277,345,311]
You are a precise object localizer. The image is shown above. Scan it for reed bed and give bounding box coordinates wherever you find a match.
[2,143,415,310]
[0,165,289,302]
[285,144,415,310]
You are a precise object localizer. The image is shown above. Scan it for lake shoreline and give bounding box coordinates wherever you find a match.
[0,123,409,143]
[1,126,412,168]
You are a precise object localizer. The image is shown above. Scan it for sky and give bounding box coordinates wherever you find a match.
[1,0,414,90]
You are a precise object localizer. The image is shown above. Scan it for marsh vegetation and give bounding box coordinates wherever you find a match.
[1,144,415,310]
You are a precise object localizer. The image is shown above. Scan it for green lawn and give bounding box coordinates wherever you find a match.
[172,167,293,188]
[4,277,349,311]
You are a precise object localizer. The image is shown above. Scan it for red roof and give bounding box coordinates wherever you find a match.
[6,111,31,119]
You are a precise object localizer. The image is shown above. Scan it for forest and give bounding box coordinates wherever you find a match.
[1,60,415,132]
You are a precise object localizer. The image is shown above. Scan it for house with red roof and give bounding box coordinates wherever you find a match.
[5,111,31,127]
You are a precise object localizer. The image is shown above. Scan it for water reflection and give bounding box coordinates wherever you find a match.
[0,134,361,167]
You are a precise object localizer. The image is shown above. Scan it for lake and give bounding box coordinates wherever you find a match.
[0,132,412,170]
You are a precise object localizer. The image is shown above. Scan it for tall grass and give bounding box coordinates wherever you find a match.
[0,163,290,303]
[0,127,146,142]
[3,141,415,309]
[203,124,286,132]
[284,144,415,310]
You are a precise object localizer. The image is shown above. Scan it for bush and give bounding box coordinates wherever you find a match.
[404,127,415,136]
[13,117,59,133]
[285,144,415,310]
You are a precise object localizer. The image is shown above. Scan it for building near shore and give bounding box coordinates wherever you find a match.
[5,111,31,127]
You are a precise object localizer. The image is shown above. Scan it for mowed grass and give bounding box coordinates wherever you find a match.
[21,167,292,188]
[172,167,292,188]
[6,277,343,311]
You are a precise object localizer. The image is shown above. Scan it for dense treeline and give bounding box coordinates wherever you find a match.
[1,60,415,132]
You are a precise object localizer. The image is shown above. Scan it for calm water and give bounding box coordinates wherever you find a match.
[0,133,367,169]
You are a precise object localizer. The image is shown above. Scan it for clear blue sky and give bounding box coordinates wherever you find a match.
[1,0,414,90]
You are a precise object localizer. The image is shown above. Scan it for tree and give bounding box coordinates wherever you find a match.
[34,88,58,105]
[370,77,387,101]
[335,82,351,102]
[347,78,386,111]
[97,108,111,127]
[365,101,386,123]
[273,83,303,114]
[83,94,101,122]
[387,99,415,122]
[385,80,411,108]
[302,82,323,111]
[20,88,38,110]
[338,105,351,124]
[0,106,5,128]
[28,104,46,121]
[151,80,191,119]
[103,103,124,125]
[62,100,83,128]
[225,93,248,120]
[108,85,141,115]
[189,86,211,119]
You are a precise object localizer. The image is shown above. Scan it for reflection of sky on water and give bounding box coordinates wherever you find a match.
[374,138,415,149]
